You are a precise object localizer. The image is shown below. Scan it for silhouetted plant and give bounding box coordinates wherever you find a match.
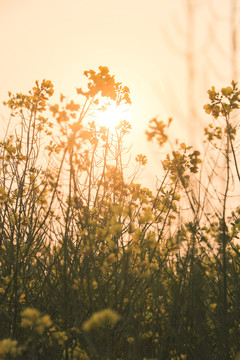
[0,69,240,360]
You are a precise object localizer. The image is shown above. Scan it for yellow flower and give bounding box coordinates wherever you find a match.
[127,337,135,344]
[92,280,98,290]
[21,307,52,335]
[82,309,121,332]
[21,308,40,327]
[0,338,19,359]
[37,315,52,334]
[52,331,68,346]
[221,86,233,97]
[140,331,152,340]
[72,346,89,360]
[140,269,151,279]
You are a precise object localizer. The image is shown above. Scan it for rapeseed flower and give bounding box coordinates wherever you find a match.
[21,307,52,335]
[0,338,19,359]
[82,308,120,332]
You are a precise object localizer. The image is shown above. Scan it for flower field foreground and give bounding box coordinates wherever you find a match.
[0,67,240,359]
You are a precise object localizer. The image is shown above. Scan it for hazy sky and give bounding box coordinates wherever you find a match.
[0,0,238,188]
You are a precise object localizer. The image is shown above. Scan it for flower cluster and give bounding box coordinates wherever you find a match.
[21,308,52,335]
[82,309,121,332]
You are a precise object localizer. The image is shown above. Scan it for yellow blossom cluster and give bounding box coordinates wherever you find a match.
[0,338,20,359]
[51,329,68,346]
[21,307,52,335]
[68,345,90,360]
[82,308,121,332]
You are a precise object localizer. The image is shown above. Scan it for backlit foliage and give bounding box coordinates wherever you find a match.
[0,68,240,359]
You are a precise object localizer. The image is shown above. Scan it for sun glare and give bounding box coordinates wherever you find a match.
[95,103,130,131]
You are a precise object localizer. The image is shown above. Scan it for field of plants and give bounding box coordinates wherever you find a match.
[0,67,240,360]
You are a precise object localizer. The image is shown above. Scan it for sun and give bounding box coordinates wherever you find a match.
[95,102,130,131]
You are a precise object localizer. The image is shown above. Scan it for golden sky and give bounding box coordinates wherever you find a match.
[0,0,238,188]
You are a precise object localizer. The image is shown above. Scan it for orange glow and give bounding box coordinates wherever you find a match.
[94,102,130,131]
